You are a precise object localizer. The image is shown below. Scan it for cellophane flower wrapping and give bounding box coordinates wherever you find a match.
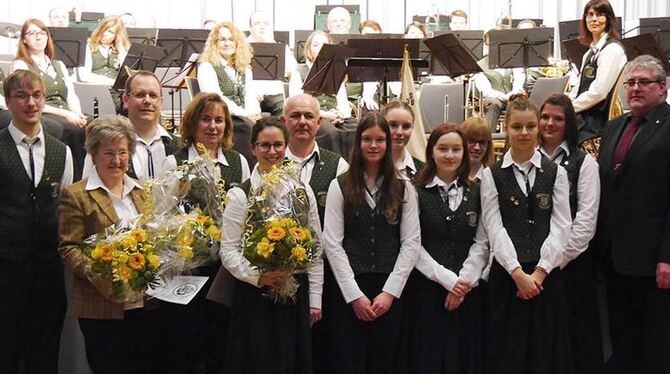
[82,216,161,303]
[242,162,319,303]
[144,147,226,275]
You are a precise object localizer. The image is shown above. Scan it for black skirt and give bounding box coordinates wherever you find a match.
[326,273,404,374]
[312,261,339,374]
[486,261,574,374]
[224,273,311,374]
[405,273,484,374]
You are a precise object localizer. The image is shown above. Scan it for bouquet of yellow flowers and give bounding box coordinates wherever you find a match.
[82,219,161,303]
[242,162,320,303]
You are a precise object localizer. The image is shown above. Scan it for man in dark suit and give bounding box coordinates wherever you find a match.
[597,54,670,373]
[0,70,74,373]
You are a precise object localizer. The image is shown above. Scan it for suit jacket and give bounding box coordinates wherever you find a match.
[58,178,148,319]
[596,101,670,276]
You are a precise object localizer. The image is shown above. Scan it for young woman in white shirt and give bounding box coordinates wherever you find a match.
[480,95,573,373]
[322,112,420,373]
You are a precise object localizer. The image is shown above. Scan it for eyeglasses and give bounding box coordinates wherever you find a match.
[217,37,235,43]
[623,79,663,88]
[255,141,286,152]
[467,139,488,147]
[11,92,45,103]
[25,30,47,38]
[101,151,129,160]
[128,91,161,101]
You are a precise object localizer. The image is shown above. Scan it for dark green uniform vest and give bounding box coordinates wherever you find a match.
[298,64,337,110]
[30,59,69,110]
[0,129,66,262]
[90,47,120,79]
[557,149,587,219]
[212,63,245,107]
[418,183,480,273]
[127,134,178,179]
[338,173,404,274]
[404,157,424,180]
[477,55,513,93]
[173,146,244,190]
[490,156,557,263]
[306,148,341,226]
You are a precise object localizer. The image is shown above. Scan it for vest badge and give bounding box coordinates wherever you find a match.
[466,211,478,227]
[536,193,551,210]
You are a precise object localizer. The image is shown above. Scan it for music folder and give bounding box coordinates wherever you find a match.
[488,27,554,69]
[302,44,356,96]
[249,42,286,81]
[48,27,89,68]
[423,33,482,77]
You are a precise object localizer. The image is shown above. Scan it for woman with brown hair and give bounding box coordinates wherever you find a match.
[81,15,130,85]
[461,116,494,182]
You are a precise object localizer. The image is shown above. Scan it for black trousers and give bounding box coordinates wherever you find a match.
[79,308,160,374]
[604,258,670,374]
[0,256,66,374]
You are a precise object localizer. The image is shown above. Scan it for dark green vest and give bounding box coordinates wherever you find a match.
[557,149,586,219]
[338,173,404,274]
[0,129,66,262]
[174,146,244,190]
[307,148,341,226]
[91,47,120,79]
[127,134,178,179]
[212,63,245,107]
[405,157,424,180]
[477,55,513,93]
[490,156,557,263]
[31,59,69,110]
[298,64,337,110]
[418,183,480,273]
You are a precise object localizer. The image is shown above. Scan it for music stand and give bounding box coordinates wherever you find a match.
[639,17,670,37]
[488,28,554,69]
[48,27,89,68]
[126,28,158,45]
[654,20,670,59]
[434,30,485,60]
[621,33,670,74]
[250,43,285,80]
[562,38,589,67]
[112,43,165,91]
[424,33,483,77]
[294,30,313,63]
[155,29,209,67]
[302,43,356,96]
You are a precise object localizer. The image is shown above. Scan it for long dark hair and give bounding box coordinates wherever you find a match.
[539,93,579,153]
[415,123,470,188]
[579,0,620,45]
[344,112,404,221]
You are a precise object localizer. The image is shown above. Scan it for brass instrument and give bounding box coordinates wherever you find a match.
[538,58,570,78]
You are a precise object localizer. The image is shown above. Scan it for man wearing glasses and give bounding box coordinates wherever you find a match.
[0,70,74,372]
[597,54,670,373]
[82,70,177,180]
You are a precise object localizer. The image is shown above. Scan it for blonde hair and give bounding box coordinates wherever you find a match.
[199,22,252,73]
[461,116,494,166]
[88,15,130,54]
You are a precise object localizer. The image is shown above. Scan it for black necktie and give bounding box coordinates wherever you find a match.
[146,146,155,179]
[23,137,39,186]
[514,164,535,224]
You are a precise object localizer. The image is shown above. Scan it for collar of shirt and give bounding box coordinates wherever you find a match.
[250,165,264,188]
[187,144,229,167]
[85,166,142,198]
[425,175,458,190]
[591,32,609,53]
[473,164,486,181]
[136,125,171,147]
[539,141,570,161]
[396,149,416,175]
[285,143,320,164]
[31,54,52,72]
[501,149,542,172]
[8,122,44,146]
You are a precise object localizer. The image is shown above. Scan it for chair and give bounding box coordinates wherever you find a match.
[72,82,117,116]
[528,75,570,107]
[185,76,201,100]
[419,82,465,132]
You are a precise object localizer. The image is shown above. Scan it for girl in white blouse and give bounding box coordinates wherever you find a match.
[480,95,573,373]
[322,112,420,373]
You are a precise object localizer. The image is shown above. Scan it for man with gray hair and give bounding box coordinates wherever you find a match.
[49,7,70,27]
[327,6,352,34]
[596,54,670,373]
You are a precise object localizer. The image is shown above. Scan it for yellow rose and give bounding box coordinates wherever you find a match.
[256,238,274,258]
[120,235,137,250]
[131,229,147,243]
[178,246,194,260]
[289,227,308,242]
[91,246,102,260]
[196,215,209,226]
[266,227,285,241]
[177,232,195,246]
[206,225,221,241]
[100,243,114,262]
[117,264,132,281]
[147,254,160,268]
[116,252,129,264]
[127,253,146,270]
[291,245,307,262]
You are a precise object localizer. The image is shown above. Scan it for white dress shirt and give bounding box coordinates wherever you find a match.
[480,150,571,274]
[198,60,261,117]
[396,148,418,180]
[414,176,490,291]
[161,144,251,181]
[285,143,349,185]
[473,64,526,101]
[12,57,82,113]
[8,123,74,189]
[570,33,627,113]
[540,142,600,268]
[219,165,324,308]
[82,124,173,181]
[322,177,421,303]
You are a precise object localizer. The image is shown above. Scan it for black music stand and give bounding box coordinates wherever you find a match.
[112,43,165,91]
[434,30,485,60]
[48,27,89,68]
[329,33,369,45]
[654,20,670,59]
[562,38,589,67]
[639,17,670,37]
[127,28,158,45]
[294,30,313,63]
[250,43,286,80]
[155,29,209,67]
[488,28,554,70]
[302,44,356,96]
[621,33,670,74]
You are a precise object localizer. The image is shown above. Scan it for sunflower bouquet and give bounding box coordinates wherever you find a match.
[82,218,162,303]
[242,162,320,303]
